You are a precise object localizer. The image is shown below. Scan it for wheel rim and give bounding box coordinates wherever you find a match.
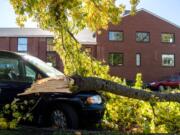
[51,110,67,129]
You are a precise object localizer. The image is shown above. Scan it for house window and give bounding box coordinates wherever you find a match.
[47,38,54,51]
[46,38,57,67]
[161,33,175,43]
[84,47,92,55]
[109,31,123,41]
[136,53,141,66]
[108,53,123,66]
[47,52,57,67]
[18,38,28,52]
[162,54,175,67]
[136,32,150,42]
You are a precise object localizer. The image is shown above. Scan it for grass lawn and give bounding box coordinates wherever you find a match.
[0,126,128,135]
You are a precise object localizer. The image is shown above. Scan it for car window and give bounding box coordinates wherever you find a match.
[22,54,64,77]
[25,65,37,82]
[169,76,179,81]
[0,57,20,81]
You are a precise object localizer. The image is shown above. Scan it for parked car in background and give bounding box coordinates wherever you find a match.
[147,75,180,91]
[0,51,105,129]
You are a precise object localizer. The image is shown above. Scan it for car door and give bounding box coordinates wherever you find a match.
[168,76,179,88]
[172,76,180,88]
[0,55,37,105]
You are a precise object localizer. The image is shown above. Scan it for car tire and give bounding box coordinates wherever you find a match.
[50,103,79,129]
[158,85,165,91]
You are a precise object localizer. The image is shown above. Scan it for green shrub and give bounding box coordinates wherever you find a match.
[103,93,180,133]
[0,99,34,129]
[134,73,143,89]
[102,73,180,133]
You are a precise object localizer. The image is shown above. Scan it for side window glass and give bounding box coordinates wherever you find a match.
[0,58,20,81]
[25,65,37,82]
[174,76,178,81]
[170,76,177,81]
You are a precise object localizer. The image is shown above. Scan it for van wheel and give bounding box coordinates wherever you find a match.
[158,85,165,91]
[50,104,79,129]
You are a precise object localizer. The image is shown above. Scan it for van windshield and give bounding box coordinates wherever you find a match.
[22,54,64,77]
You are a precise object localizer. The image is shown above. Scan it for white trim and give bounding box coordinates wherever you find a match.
[0,35,53,37]
[0,28,54,37]
[0,28,97,44]
[80,42,97,45]
[123,8,180,28]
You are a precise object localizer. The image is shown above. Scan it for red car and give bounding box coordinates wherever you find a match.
[147,75,180,91]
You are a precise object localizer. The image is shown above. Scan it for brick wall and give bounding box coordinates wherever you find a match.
[97,10,180,82]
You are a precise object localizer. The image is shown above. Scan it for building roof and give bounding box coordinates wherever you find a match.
[0,28,53,37]
[75,29,96,45]
[123,8,180,29]
[0,28,97,45]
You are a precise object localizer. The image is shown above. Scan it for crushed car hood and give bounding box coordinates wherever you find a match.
[19,76,74,96]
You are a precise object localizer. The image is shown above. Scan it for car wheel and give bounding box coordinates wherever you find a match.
[50,104,79,129]
[158,85,165,91]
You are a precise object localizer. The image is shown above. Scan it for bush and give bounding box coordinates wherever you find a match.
[134,73,143,89]
[0,99,34,129]
[102,73,180,133]
[103,93,180,133]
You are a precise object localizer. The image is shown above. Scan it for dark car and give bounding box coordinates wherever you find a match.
[147,75,180,91]
[0,51,105,129]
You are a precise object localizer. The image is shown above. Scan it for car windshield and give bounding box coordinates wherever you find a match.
[22,54,64,77]
[160,75,180,81]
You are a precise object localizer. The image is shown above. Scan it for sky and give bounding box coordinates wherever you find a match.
[0,0,180,28]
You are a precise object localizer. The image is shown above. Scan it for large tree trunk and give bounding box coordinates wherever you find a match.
[72,76,180,103]
[21,76,180,103]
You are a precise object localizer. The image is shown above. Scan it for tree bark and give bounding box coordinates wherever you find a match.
[72,76,180,103]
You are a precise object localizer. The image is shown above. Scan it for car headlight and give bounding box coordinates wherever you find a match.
[150,82,156,85]
[86,95,102,104]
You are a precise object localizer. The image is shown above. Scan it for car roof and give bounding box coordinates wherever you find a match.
[0,50,21,58]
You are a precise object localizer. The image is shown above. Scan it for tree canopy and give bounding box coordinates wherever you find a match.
[10,0,180,103]
[10,0,139,30]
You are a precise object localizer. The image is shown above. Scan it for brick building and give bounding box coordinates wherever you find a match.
[0,28,96,71]
[96,9,180,82]
[0,9,180,82]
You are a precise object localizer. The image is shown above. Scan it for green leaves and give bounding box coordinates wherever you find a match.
[0,98,35,129]
[134,73,143,89]
[10,0,139,31]
[103,94,180,133]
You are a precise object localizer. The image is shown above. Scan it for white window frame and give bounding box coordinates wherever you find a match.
[162,54,175,67]
[136,53,141,66]
[18,38,28,52]
[161,33,175,43]
[136,32,150,42]
[108,53,124,66]
[47,38,54,52]
[109,31,123,41]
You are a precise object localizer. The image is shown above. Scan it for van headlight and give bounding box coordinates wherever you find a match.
[150,82,156,85]
[86,95,102,104]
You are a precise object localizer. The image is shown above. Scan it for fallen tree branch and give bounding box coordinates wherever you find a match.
[72,76,180,103]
